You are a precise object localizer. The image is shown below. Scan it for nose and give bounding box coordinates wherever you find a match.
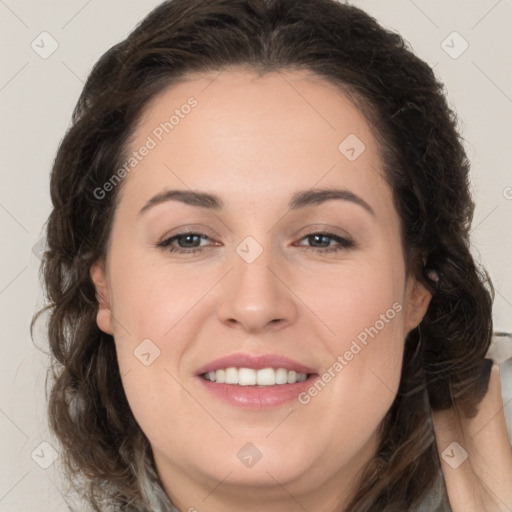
[216,240,298,334]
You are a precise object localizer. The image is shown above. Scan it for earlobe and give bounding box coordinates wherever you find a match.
[90,260,114,335]
[404,277,432,333]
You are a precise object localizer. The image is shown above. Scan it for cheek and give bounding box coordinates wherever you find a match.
[302,249,406,351]
[297,252,407,442]
[105,251,211,442]
[107,247,202,340]
[300,302,405,468]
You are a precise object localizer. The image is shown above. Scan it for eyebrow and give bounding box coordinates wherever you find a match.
[138,187,376,217]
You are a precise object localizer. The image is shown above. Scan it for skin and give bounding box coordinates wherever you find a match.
[432,365,512,511]
[90,67,432,512]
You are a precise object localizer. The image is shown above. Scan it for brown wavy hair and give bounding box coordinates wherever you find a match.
[32,0,495,510]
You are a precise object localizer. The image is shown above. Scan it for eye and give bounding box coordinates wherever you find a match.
[295,231,355,253]
[157,232,214,255]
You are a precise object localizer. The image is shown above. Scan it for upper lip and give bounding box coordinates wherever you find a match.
[196,353,317,376]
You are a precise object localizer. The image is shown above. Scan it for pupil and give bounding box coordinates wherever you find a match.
[181,234,199,247]
[312,234,329,247]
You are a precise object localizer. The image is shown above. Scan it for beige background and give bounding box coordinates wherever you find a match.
[0,0,511,510]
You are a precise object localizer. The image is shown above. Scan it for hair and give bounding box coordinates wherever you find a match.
[32,0,495,510]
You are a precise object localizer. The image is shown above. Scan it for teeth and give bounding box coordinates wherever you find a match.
[239,368,257,386]
[216,369,225,384]
[257,367,275,385]
[225,367,238,384]
[202,367,309,386]
[275,368,288,384]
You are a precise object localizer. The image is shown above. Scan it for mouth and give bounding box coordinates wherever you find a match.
[196,353,319,408]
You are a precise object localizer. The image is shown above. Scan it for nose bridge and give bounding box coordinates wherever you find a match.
[216,233,297,332]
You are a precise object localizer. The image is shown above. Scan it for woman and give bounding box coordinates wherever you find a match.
[33,0,512,510]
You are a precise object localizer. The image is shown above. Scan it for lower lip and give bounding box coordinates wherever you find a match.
[198,375,318,409]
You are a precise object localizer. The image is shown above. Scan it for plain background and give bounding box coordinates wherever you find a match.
[0,0,511,510]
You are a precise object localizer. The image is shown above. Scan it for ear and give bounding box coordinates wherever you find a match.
[90,259,114,335]
[403,275,432,333]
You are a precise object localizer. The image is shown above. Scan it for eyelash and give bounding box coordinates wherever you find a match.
[157,231,355,255]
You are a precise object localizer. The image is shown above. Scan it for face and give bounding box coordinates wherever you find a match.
[91,67,431,509]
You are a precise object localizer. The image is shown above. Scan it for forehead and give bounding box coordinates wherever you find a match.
[118,67,389,211]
